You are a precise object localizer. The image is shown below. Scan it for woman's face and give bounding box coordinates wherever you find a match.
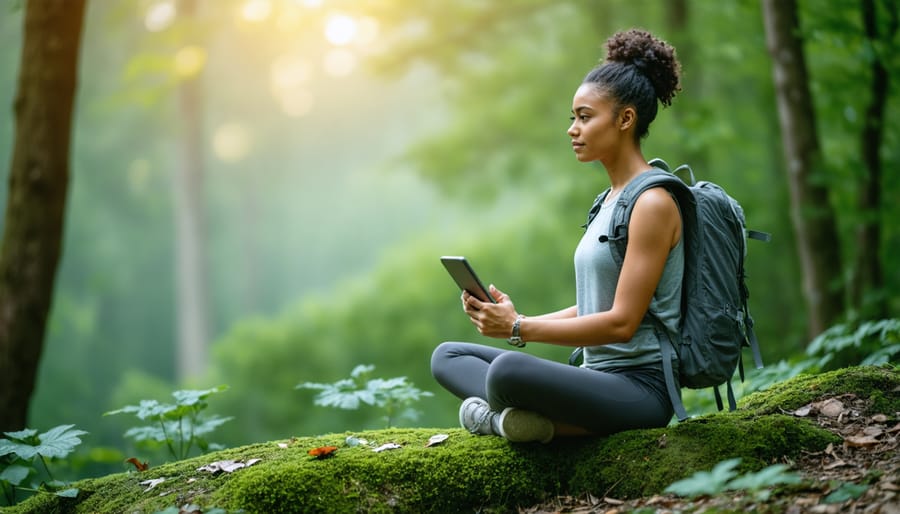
[567,83,621,163]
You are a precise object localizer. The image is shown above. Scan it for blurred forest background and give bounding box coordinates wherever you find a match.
[0,0,897,480]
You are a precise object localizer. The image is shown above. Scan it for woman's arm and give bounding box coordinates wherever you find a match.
[465,187,680,347]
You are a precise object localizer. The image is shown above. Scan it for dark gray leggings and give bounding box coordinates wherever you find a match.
[431,342,674,436]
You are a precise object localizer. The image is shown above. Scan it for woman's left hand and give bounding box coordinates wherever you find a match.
[463,285,519,339]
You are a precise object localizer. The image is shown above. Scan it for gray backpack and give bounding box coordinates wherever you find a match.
[572,159,769,421]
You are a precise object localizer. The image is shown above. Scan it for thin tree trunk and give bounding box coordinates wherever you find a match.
[0,0,86,431]
[850,0,896,319]
[174,0,209,381]
[760,0,844,338]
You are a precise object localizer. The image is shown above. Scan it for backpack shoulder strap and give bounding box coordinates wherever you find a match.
[603,168,695,269]
[583,189,611,230]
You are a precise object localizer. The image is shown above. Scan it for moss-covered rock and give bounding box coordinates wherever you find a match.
[738,364,900,415]
[8,365,896,514]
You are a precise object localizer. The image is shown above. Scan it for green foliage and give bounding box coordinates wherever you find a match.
[297,364,434,428]
[0,425,86,505]
[664,458,801,501]
[7,0,899,485]
[823,481,870,504]
[104,386,232,461]
[745,318,900,394]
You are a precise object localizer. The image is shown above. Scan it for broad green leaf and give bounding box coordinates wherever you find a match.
[104,399,175,420]
[192,416,233,437]
[823,482,869,504]
[664,458,742,498]
[0,463,31,485]
[726,463,802,491]
[0,425,87,460]
[172,385,229,407]
[2,428,38,442]
[350,364,375,379]
[124,425,168,443]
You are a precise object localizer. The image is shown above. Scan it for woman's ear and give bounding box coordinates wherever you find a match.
[618,106,636,131]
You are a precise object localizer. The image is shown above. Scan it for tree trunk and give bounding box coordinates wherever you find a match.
[174,0,210,382]
[0,0,86,431]
[850,0,896,319]
[760,0,845,338]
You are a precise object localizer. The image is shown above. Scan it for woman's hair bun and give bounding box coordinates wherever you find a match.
[605,28,681,106]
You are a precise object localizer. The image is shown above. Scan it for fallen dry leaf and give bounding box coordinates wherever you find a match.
[139,477,167,492]
[794,405,812,417]
[824,459,848,470]
[125,457,149,472]
[820,398,845,418]
[863,426,884,437]
[844,435,881,448]
[197,458,262,473]
[307,446,338,460]
[425,433,449,447]
[871,414,888,423]
[372,442,402,453]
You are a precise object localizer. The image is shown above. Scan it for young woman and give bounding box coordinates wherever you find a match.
[430,28,683,442]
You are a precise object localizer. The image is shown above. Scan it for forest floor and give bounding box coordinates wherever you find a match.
[521,393,899,514]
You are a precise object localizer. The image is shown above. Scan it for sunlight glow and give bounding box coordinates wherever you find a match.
[324,14,357,46]
[279,89,315,117]
[271,55,313,91]
[241,0,273,23]
[144,1,176,32]
[323,49,357,77]
[355,17,380,47]
[174,46,207,78]
[213,123,252,163]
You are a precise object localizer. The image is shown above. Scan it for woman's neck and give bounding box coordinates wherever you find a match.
[603,147,649,193]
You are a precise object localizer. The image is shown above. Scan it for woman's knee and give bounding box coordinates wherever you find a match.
[430,341,454,381]
[485,351,535,393]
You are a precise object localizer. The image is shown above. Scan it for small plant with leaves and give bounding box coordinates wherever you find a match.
[297,364,433,428]
[0,424,86,506]
[104,385,232,461]
[745,317,900,394]
[665,458,802,502]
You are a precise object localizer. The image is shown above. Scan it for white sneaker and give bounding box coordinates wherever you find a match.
[497,407,554,443]
[459,397,498,436]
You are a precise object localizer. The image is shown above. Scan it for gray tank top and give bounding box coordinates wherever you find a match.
[573,193,684,370]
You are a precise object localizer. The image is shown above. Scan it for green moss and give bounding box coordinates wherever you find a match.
[8,366,896,513]
[739,365,900,414]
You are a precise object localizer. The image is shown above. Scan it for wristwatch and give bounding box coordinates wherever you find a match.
[507,315,526,348]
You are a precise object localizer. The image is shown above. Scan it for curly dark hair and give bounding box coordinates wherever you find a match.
[582,28,682,140]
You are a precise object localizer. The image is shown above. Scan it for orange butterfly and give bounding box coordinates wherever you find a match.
[307,445,338,460]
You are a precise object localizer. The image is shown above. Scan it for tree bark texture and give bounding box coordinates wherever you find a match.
[850,0,896,318]
[0,0,86,431]
[761,0,845,338]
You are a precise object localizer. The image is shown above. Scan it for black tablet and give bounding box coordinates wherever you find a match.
[440,256,496,303]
